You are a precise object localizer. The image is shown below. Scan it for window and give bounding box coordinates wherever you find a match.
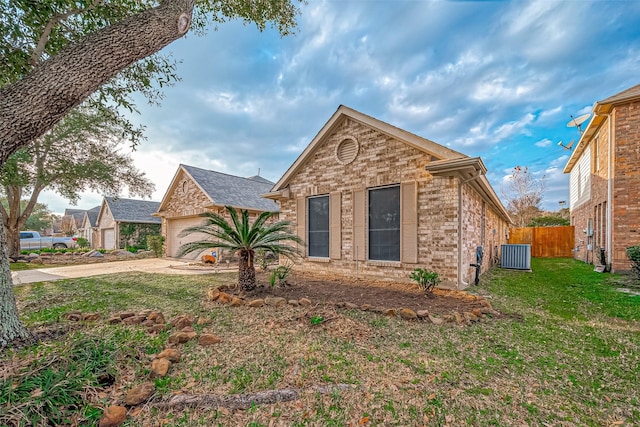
[308,196,329,257]
[368,185,400,261]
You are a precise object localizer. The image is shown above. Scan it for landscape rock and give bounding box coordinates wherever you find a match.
[149,309,165,320]
[471,308,483,318]
[299,298,312,307]
[181,326,195,333]
[147,324,167,334]
[463,311,479,323]
[122,315,146,325]
[170,315,194,330]
[99,405,127,427]
[248,299,265,308]
[361,304,372,311]
[416,310,430,319]
[138,309,152,317]
[384,309,397,317]
[27,252,40,258]
[265,297,287,307]
[141,320,155,327]
[399,308,418,320]
[198,333,221,346]
[230,297,244,306]
[288,299,300,306]
[125,382,155,406]
[157,348,181,362]
[207,289,221,301]
[65,312,82,322]
[168,331,197,344]
[344,302,359,309]
[196,317,211,326]
[217,292,233,304]
[150,358,171,378]
[428,314,444,325]
[119,312,135,320]
[108,317,122,325]
[82,313,101,322]
[453,311,466,325]
[113,249,135,257]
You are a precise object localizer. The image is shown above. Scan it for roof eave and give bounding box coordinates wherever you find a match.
[425,157,512,224]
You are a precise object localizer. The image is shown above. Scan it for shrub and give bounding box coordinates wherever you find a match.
[76,237,90,249]
[626,245,640,280]
[409,267,440,295]
[146,235,164,258]
[269,263,293,287]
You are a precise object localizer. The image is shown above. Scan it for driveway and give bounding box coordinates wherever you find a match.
[12,258,227,285]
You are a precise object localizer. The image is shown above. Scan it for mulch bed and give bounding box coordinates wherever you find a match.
[245,271,491,315]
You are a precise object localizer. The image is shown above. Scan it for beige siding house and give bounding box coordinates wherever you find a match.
[264,105,511,289]
[96,197,161,250]
[563,83,640,271]
[155,164,278,258]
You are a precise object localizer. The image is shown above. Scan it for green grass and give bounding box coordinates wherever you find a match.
[2,259,639,426]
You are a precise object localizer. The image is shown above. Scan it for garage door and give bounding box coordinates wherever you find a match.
[167,217,214,259]
[102,228,115,250]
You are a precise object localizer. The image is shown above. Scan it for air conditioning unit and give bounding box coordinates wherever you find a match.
[500,244,531,270]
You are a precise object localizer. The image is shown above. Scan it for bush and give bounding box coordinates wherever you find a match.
[409,267,440,295]
[146,235,164,258]
[76,237,90,249]
[626,245,640,279]
[269,263,293,287]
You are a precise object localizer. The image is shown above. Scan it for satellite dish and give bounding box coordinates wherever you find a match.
[557,140,574,150]
[566,113,591,133]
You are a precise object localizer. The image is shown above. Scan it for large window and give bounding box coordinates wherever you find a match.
[308,196,329,257]
[368,185,400,261]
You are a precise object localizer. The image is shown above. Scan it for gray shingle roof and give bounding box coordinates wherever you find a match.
[86,206,101,227]
[104,197,161,224]
[183,165,278,212]
[599,83,640,105]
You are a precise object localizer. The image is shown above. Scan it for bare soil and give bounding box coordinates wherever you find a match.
[244,270,491,315]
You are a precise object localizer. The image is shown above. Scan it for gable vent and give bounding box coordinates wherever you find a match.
[335,137,359,165]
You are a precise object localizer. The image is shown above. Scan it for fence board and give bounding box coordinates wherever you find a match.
[508,226,574,258]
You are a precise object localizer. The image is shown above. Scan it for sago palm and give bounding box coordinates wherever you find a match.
[177,206,302,291]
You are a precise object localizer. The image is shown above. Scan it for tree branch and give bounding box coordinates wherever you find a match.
[0,0,195,164]
[29,0,105,68]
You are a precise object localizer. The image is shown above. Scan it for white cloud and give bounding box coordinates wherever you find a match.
[535,138,552,148]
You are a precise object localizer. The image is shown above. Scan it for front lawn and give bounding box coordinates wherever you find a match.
[1,258,639,426]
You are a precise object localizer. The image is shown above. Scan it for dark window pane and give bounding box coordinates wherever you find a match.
[368,186,400,261]
[308,196,329,257]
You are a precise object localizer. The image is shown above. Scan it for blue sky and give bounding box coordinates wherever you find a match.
[41,0,640,214]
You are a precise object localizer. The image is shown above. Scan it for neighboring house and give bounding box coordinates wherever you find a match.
[263,105,511,289]
[154,164,278,258]
[563,83,640,272]
[60,208,85,236]
[96,197,161,250]
[78,206,101,248]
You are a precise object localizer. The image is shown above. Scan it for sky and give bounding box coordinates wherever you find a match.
[40,0,640,215]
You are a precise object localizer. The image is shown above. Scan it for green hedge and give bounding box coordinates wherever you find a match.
[625,245,640,279]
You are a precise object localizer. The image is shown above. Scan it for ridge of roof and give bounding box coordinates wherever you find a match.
[104,196,161,223]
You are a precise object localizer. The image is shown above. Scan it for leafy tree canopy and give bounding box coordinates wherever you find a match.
[528,215,570,227]
[0,198,53,233]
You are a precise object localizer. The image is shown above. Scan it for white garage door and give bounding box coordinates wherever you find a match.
[167,217,215,259]
[102,228,115,250]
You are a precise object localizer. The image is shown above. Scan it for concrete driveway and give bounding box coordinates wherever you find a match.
[12,258,225,285]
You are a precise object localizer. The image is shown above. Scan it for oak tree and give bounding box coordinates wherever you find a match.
[0,0,302,347]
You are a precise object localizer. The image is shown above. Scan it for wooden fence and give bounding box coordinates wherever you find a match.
[508,226,575,258]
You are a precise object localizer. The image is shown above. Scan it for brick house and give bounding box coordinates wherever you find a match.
[154,164,278,258]
[96,197,161,250]
[263,105,511,289]
[78,206,100,248]
[563,83,640,272]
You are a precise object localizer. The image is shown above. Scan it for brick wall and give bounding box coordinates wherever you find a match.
[279,117,508,286]
[612,102,640,270]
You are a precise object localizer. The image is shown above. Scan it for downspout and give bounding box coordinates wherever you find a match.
[607,111,614,269]
[457,170,482,289]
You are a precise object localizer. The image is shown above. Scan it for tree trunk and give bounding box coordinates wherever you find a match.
[6,225,21,259]
[0,216,31,348]
[0,0,195,164]
[238,250,256,292]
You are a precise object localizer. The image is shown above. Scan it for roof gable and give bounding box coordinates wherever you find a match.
[158,165,278,212]
[102,197,161,224]
[270,105,466,192]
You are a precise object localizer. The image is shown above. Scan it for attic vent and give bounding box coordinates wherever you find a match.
[335,137,359,165]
